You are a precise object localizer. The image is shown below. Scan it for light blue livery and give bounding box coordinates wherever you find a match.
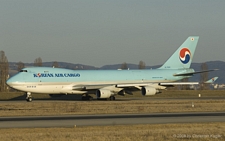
[6,36,216,102]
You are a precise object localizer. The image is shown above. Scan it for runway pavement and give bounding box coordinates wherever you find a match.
[1,96,225,103]
[0,112,225,128]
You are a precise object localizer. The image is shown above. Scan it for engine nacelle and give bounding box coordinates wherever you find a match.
[141,86,159,96]
[96,89,112,98]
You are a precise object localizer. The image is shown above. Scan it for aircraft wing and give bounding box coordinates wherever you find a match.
[72,83,149,91]
[73,81,200,91]
[71,76,218,95]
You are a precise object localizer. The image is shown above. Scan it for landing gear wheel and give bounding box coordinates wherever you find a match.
[88,96,93,101]
[26,97,32,102]
[82,95,93,101]
[109,96,115,101]
[26,92,32,102]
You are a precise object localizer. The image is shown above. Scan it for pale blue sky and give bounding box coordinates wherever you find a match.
[1,0,225,67]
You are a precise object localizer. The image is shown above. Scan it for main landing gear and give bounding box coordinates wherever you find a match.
[81,94,93,101]
[26,92,32,102]
[97,96,116,101]
[108,96,115,101]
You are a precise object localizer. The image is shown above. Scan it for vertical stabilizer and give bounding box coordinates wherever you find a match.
[159,36,199,69]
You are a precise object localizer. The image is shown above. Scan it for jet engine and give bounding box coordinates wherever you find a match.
[96,89,112,98]
[141,86,159,96]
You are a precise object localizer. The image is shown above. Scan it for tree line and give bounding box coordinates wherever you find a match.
[0,51,59,92]
[120,61,146,70]
[0,50,210,92]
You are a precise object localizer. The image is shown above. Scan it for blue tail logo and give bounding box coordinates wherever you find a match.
[179,48,191,64]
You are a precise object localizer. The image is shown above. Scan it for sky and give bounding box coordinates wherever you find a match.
[1,0,225,67]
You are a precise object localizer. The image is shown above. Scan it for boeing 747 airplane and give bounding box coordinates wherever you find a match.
[6,36,216,102]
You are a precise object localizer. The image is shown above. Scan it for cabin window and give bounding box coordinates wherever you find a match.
[20,70,27,72]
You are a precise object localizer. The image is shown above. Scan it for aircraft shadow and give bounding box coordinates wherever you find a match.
[3,94,132,101]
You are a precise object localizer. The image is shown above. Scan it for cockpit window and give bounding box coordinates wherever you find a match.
[20,70,27,72]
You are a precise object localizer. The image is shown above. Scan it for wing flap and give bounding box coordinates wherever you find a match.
[72,84,111,90]
[116,83,150,87]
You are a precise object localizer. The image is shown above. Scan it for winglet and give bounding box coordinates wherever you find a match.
[204,77,218,84]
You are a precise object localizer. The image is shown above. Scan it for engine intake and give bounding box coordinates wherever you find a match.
[141,86,159,96]
[96,89,112,98]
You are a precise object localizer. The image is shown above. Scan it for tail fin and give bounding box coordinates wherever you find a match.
[159,36,199,69]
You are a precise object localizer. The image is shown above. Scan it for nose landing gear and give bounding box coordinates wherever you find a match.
[26,92,32,102]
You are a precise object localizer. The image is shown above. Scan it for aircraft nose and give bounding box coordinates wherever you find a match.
[6,77,17,88]
[6,78,13,87]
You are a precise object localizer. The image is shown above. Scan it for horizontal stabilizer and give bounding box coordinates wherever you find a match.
[173,69,218,76]
[160,82,199,86]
